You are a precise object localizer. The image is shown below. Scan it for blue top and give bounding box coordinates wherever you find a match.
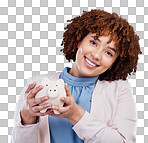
[48,67,99,143]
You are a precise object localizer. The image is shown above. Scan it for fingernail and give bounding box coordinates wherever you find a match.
[52,106,55,109]
[61,97,64,101]
[39,85,43,89]
[31,82,34,86]
[47,103,50,107]
[43,96,48,100]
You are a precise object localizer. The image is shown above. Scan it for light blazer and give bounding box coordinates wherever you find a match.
[11,72,137,143]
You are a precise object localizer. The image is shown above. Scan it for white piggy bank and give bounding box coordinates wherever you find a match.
[35,77,66,114]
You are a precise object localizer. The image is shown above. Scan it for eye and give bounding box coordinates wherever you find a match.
[105,51,113,57]
[56,85,58,86]
[90,40,97,46]
[46,84,48,86]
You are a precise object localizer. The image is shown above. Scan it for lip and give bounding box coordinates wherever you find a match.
[84,56,100,68]
[84,56,99,67]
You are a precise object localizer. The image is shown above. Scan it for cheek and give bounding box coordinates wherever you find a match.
[78,47,83,54]
[79,45,92,55]
[76,47,85,59]
[101,56,115,67]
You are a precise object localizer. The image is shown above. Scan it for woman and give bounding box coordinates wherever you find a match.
[11,9,142,143]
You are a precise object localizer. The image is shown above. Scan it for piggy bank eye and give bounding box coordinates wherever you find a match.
[56,85,58,86]
[46,84,48,86]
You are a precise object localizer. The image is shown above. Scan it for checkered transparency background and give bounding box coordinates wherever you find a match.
[0,0,147,142]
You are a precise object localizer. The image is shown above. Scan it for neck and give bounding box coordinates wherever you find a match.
[68,64,85,78]
[68,64,76,76]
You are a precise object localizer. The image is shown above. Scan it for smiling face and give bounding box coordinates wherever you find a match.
[69,32,119,78]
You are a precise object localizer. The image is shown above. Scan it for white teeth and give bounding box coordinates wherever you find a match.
[85,57,96,66]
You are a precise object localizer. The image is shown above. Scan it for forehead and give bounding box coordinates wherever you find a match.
[86,32,110,39]
[87,33,116,46]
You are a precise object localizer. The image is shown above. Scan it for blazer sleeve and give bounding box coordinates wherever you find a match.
[11,78,40,143]
[72,81,137,143]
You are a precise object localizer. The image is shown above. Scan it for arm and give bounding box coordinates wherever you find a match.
[11,82,40,143]
[11,78,51,143]
[72,81,137,143]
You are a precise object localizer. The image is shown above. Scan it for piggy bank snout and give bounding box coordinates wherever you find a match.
[47,87,58,98]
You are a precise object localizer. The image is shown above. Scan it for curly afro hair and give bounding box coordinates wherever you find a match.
[60,9,142,81]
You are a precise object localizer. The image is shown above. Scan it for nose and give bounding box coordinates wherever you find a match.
[91,48,102,61]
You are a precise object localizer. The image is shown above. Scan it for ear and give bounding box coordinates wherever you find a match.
[57,79,64,87]
[108,66,111,70]
[40,77,51,85]
[77,42,81,48]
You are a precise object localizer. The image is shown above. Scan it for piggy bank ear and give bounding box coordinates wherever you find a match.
[57,79,64,87]
[40,77,51,87]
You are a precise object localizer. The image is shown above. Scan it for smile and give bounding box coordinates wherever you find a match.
[84,56,99,67]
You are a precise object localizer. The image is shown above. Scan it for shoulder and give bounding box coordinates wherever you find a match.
[94,79,134,102]
[95,79,133,96]
[96,79,132,89]
[26,72,62,85]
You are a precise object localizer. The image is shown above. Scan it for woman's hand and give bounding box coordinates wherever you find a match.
[20,82,51,125]
[49,83,85,125]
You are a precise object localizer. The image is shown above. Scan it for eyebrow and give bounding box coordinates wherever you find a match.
[91,36,117,53]
[108,47,117,53]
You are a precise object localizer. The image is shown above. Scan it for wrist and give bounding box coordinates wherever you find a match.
[20,109,38,125]
[68,105,85,125]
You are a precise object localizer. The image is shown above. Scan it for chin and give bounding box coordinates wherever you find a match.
[79,68,97,77]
